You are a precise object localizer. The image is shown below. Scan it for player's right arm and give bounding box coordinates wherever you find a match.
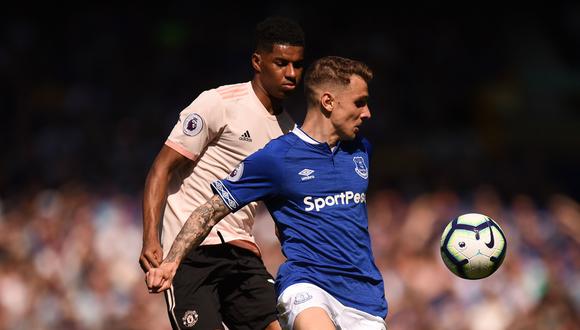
[146,194,232,292]
[140,89,226,273]
[139,145,194,273]
[146,142,282,293]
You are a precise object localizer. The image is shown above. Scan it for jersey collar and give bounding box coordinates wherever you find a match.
[292,126,320,144]
[292,126,342,154]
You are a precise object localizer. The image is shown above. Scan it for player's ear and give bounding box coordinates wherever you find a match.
[321,92,334,113]
[251,52,262,72]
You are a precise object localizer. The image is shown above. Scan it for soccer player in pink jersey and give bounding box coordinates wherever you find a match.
[139,17,305,330]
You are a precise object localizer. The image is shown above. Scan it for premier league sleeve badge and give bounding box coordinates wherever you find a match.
[183,113,204,136]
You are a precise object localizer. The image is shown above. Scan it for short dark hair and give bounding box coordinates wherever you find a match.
[304,56,373,106]
[255,16,305,52]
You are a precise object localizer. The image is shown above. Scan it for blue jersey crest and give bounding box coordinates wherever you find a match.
[353,156,368,179]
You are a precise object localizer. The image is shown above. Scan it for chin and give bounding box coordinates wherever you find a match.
[280,90,295,98]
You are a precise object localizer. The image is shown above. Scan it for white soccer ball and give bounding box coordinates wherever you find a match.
[440,213,507,279]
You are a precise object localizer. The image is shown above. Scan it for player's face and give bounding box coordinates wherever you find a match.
[256,44,305,100]
[331,75,371,140]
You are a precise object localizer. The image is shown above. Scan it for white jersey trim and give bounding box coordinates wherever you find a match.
[292,127,320,144]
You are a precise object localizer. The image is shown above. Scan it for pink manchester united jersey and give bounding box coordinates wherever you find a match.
[162,82,294,257]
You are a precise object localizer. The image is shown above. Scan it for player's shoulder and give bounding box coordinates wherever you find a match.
[185,82,248,114]
[359,136,372,152]
[213,82,250,102]
[262,132,298,153]
[342,135,372,154]
[246,133,297,165]
[243,133,295,171]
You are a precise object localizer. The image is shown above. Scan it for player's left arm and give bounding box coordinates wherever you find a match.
[146,194,230,293]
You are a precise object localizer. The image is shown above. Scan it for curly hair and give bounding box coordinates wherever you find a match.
[255,16,305,52]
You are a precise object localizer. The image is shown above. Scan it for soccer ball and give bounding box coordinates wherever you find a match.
[440,213,507,279]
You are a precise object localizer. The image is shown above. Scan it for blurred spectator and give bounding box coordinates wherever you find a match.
[0,185,578,329]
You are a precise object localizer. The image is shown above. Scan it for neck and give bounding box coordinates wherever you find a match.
[251,79,283,115]
[300,109,340,148]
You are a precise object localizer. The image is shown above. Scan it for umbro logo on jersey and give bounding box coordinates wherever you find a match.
[299,168,315,181]
[239,130,252,142]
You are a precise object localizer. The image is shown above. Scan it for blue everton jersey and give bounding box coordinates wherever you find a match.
[211,127,388,318]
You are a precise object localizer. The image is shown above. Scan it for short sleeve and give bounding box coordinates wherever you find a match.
[165,90,226,160]
[210,147,279,212]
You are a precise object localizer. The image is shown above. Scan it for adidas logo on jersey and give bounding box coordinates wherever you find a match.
[239,130,252,142]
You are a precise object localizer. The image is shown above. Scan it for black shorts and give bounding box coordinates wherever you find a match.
[164,243,278,330]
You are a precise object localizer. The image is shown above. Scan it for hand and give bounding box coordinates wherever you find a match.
[146,262,178,293]
[139,238,163,273]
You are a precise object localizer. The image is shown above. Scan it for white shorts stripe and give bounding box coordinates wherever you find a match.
[164,285,181,330]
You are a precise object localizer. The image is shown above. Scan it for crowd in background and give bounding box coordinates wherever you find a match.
[2,3,580,329]
[0,184,578,329]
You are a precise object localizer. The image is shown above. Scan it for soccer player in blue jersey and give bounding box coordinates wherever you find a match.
[147,56,388,329]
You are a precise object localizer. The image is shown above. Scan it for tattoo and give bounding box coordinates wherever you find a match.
[164,194,231,263]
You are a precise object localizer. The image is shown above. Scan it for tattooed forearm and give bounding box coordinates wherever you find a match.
[164,194,231,263]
